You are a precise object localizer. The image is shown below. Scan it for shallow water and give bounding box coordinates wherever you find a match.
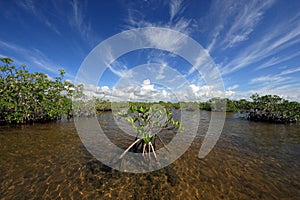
[0,111,299,199]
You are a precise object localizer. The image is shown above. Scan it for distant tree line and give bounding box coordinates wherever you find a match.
[77,95,300,124]
[239,94,300,123]
[198,95,300,123]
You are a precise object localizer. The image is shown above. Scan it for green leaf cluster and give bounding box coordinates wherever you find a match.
[246,94,300,123]
[0,58,75,124]
[115,103,184,144]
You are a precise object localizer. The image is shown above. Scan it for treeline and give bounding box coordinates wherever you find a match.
[0,58,76,124]
[198,95,300,123]
[236,94,300,123]
[76,95,300,124]
[1,58,299,124]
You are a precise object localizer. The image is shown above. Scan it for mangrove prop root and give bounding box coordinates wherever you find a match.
[120,138,158,161]
[119,138,142,159]
[150,142,158,160]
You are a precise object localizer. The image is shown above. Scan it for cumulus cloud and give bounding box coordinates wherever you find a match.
[141,79,153,90]
[78,80,238,103]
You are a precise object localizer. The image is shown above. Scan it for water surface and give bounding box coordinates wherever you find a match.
[0,111,299,199]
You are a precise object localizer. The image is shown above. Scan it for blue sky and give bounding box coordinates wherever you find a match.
[0,0,300,101]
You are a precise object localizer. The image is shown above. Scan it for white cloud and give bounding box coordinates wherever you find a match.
[124,0,195,53]
[249,65,300,92]
[185,84,235,101]
[279,66,300,76]
[17,0,61,35]
[222,0,275,48]
[227,84,239,91]
[80,80,232,102]
[250,75,288,85]
[141,27,188,52]
[81,79,300,103]
[125,0,192,33]
[100,46,132,79]
[245,63,300,101]
[17,0,99,44]
[186,49,211,76]
[18,0,36,14]
[206,25,223,53]
[220,12,300,75]
[169,0,184,22]
[69,0,98,45]
[109,61,132,79]
[0,40,76,82]
[205,0,275,51]
[255,51,300,70]
[141,79,154,91]
[158,64,168,80]
[0,41,57,72]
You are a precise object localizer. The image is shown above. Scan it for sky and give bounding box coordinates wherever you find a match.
[0,0,300,102]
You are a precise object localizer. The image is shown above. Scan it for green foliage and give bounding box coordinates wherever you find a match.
[83,93,300,124]
[198,101,211,111]
[72,95,111,117]
[245,94,300,123]
[115,103,185,160]
[0,57,75,124]
[196,94,299,123]
[116,104,184,144]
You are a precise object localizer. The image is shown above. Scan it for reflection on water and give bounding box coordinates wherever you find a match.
[0,111,299,199]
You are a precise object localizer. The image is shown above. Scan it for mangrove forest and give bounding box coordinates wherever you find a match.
[1,57,300,125]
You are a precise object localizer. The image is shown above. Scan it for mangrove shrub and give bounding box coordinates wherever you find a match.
[0,58,75,124]
[115,104,184,160]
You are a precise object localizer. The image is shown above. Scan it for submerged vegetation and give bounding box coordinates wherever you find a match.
[1,57,299,125]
